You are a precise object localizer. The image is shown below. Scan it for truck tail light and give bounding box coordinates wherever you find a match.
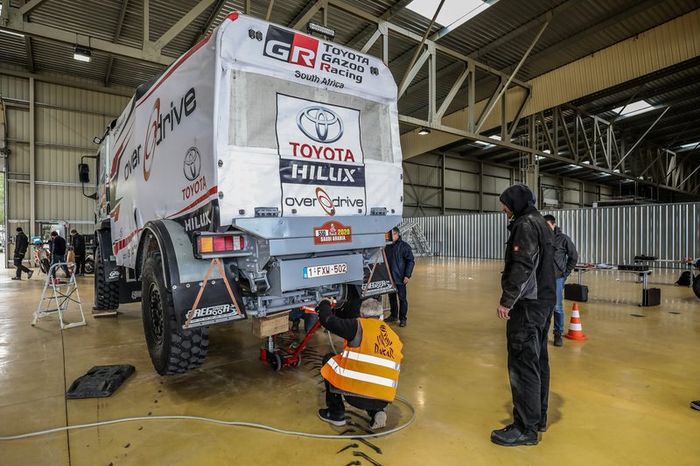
[196,234,245,256]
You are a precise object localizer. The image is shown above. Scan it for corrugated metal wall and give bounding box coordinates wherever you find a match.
[411,203,700,265]
[1,69,130,264]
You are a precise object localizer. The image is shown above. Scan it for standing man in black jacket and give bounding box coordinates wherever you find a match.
[49,231,69,280]
[543,215,578,347]
[385,227,415,327]
[70,229,86,276]
[492,184,556,447]
[12,227,33,280]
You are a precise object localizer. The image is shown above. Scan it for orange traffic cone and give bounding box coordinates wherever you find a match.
[564,303,587,341]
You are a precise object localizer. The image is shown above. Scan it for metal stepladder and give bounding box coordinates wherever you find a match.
[32,262,86,330]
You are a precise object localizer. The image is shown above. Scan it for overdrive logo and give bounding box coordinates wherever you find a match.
[263,25,318,68]
[315,187,336,216]
[297,106,343,143]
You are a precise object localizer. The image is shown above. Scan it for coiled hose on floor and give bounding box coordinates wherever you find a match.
[0,330,415,441]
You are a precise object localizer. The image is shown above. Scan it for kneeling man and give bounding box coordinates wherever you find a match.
[318,297,403,430]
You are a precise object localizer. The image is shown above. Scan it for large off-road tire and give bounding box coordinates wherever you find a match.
[693,274,700,300]
[141,254,209,375]
[94,241,119,310]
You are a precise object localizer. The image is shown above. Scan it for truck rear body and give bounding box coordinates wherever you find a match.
[97,13,403,327]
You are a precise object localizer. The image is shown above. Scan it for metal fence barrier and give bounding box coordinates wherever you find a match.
[409,202,699,266]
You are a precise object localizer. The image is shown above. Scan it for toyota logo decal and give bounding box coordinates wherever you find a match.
[183,147,202,181]
[297,106,343,143]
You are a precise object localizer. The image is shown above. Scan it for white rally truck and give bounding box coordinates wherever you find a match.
[79,13,403,375]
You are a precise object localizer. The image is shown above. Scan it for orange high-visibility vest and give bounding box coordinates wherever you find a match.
[321,318,403,402]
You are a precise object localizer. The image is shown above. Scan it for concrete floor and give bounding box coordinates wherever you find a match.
[1,257,699,466]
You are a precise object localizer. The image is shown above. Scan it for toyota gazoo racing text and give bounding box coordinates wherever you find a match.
[82,13,403,376]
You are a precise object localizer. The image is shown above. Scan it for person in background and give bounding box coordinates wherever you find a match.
[543,215,579,347]
[11,227,33,281]
[385,227,415,327]
[69,229,86,276]
[49,231,69,281]
[317,298,403,430]
[492,184,556,447]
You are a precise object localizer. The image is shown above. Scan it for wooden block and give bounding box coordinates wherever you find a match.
[252,311,290,338]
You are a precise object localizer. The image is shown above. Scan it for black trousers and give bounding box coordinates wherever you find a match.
[388,283,408,321]
[506,300,552,435]
[74,254,86,275]
[14,254,32,278]
[322,354,387,417]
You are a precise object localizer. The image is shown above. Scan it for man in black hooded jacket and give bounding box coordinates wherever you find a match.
[491,184,556,447]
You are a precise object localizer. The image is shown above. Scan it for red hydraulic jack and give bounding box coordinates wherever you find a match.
[261,305,324,371]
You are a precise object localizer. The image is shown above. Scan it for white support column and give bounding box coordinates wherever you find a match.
[29,76,35,237]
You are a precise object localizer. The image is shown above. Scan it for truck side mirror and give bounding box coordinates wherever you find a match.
[79,163,90,183]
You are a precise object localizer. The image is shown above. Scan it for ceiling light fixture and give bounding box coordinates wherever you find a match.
[418,127,431,136]
[73,45,92,62]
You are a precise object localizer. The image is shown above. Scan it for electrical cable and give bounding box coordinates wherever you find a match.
[0,323,416,442]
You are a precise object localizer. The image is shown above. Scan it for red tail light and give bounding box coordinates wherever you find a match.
[196,234,246,256]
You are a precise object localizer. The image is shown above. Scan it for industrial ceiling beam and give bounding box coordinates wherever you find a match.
[346,0,413,49]
[105,0,130,87]
[24,36,35,72]
[192,0,228,45]
[152,0,217,51]
[1,4,174,66]
[289,0,326,30]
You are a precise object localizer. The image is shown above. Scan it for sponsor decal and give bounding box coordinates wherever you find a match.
[181,147,207,201]
[374,324,396,359]
[315,187,336,216]
[108,270,120,280]
[175,204,213,233]
[183,147,202,181]
[263,25,318,68]
[143,88,197,181]
[297,106,343,143]
[262,25,375,85]
[313,220,352,245]
[276,94,366,216]
[279,159,364,187]
[183,304,241,329]
[362,279,394,293]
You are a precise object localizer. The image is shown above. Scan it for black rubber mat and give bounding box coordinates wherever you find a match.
[66,365,135,399]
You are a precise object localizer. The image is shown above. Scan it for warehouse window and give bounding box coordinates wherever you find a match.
[611,100,655,118]
[407,0,498,32]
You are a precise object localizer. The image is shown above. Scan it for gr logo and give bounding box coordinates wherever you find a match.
[263,25,318,68]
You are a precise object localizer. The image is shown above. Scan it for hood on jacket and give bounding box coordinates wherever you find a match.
[499,184,536,217]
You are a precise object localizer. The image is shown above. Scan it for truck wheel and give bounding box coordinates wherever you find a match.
[84,258,95,274]
[94,242,119,310]
[693,274,700,300]
[141,254,209,375]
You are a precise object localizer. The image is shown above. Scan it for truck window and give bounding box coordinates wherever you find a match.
[227,72,400,165]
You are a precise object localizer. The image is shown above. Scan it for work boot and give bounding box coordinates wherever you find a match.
[691,400,700,411]
[399,320,407,328]
[11,277,20,281]
[490,424,538,446]
[384,316,397,323]
[553,333,563,347]
[318,409,346,427]
[27,270,34,279]
[370,410,387,430]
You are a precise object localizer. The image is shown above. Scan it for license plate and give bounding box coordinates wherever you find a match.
[303,263,348,279]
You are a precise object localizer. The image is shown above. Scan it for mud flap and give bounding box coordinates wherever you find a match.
[97,228,120,283]
[361,248,396,298]
[173,258,247,330]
